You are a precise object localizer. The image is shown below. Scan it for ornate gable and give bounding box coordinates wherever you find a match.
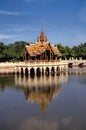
[22,30,61,61]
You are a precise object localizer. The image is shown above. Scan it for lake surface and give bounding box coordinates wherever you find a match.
[0,68,86,130]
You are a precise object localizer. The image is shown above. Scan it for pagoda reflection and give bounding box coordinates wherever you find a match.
[15,75,68,112]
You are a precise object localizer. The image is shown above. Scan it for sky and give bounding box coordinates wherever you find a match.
[0,0,86,46]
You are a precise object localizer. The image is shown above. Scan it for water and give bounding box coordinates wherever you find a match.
[0,68,86,130]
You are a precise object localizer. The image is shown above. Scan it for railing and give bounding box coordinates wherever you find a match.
[15,60,68,67]
[0,59,86,68]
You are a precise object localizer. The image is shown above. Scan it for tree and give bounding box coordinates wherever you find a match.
[72,43,86,59]
[56,43,75,59]
[0,42,6,61]
[0,41,30,62]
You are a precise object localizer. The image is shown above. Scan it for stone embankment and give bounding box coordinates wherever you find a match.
[0,60,86,74]
[0,61,68,74]
[0,62,16,74]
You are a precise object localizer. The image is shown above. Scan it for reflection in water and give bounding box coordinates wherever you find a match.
[18,116,73,130]
[18,117,58,130]
[15,75,68,112]
[0,75,15,91]
[0,73,86,130]
[68,67,86,74]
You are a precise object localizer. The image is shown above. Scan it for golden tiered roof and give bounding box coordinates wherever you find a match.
[23,30,61,57]
[26,43,47,56]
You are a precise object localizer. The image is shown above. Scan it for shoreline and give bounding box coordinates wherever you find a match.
[0,62,86,74]
[0,62,16,74]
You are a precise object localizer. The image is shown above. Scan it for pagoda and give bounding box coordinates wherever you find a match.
[22,30,61,61]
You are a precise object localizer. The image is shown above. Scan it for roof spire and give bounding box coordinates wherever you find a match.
[37,29,47,43]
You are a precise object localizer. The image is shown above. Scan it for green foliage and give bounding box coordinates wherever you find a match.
[56,43,86,59]
[56,43,75,59]
[0,41,86,62]
[72,43,86,59]
[0,41,29,62]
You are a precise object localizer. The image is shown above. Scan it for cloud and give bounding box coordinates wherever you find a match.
[3,25,28,32]
[0,34,13,40]
[0,24,39,33]
[0,10,21,15]
[0,33,20,40]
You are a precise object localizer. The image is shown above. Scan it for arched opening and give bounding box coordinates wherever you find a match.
[42,68,44,75]
[56,67,60,76]
[36,68,41,77]
[68,63,73,67]
[79,63,84,67]
[25,68,28,76]
[51,67,55,76]
[45,67,49,76]
[30,68,35,77]
[21,68,24,75]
